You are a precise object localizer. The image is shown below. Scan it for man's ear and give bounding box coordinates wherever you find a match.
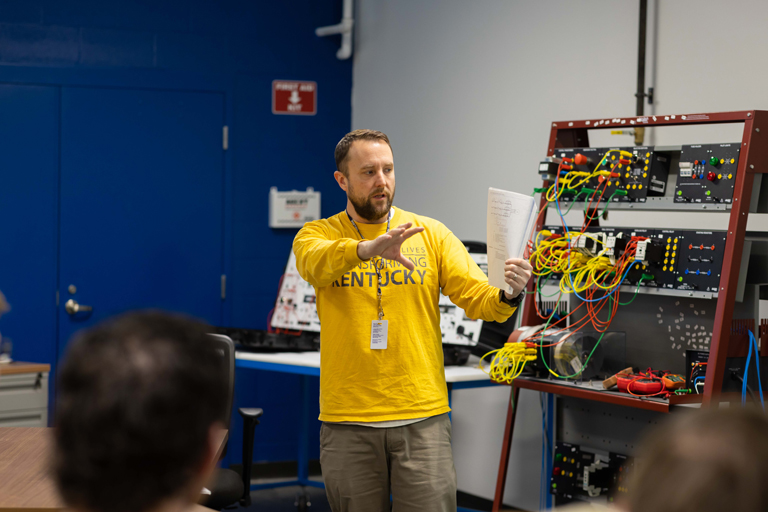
[334,170,348,193]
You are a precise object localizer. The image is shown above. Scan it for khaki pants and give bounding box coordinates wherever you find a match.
[319,413,457,512]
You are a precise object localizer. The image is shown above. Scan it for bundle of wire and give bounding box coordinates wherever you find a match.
[743,329,765,409]
[485,150,654,382]
[481,342,537,384]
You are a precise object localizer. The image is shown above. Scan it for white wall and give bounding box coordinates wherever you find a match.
[352,0,768,509]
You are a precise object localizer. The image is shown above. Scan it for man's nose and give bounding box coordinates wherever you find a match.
[373,169,387,187]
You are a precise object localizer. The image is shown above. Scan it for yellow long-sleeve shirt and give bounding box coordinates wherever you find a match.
[293,207,516,422]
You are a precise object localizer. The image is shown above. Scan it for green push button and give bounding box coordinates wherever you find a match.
[709,156,719,165]
[552,483,557,489]
[677,190,682,196]
[706,190,711,196]
[678,277,683,282]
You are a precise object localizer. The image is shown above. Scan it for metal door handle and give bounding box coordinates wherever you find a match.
[65,299,93,315]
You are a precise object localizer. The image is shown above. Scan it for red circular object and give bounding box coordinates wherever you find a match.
[711,245,715,250]
[707,172,717,181]
[700,244,704,250]
[689,244,693,250]
[695,160,699,165]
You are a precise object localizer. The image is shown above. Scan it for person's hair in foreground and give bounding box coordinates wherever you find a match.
[53,311,227,512]
[627,406,768,512]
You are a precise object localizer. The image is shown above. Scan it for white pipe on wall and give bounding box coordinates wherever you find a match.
[315,0,354,60]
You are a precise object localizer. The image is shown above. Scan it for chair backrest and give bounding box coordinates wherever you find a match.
[208,333,235,430]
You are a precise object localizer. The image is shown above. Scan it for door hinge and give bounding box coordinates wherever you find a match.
[221,274,227,300]
[222,126,229,150]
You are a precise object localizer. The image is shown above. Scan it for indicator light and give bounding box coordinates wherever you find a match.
[720,158,725,164]
[730,158,735,164]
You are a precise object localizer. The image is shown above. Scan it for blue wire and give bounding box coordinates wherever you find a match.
[743,335,752,406]
[749,330,764,409]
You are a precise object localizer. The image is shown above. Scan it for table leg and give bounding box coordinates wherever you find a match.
[298,374,309,483]
[492,385,520,512]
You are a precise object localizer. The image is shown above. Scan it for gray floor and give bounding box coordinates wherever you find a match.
[233,486,331,512]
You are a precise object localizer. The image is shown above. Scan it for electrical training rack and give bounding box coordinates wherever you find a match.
[491,111,768,511]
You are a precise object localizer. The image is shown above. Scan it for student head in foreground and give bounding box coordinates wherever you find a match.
[53,311,227,512]
[627,406,768,512]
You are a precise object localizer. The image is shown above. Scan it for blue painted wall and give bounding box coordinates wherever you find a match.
[0,0,351,462]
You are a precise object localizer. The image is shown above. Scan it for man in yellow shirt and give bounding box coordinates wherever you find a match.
[293,129,532,511]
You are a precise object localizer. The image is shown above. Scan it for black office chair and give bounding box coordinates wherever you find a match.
[204,333,264,509]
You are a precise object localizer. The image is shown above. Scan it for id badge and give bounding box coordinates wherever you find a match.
[371,320,388,349]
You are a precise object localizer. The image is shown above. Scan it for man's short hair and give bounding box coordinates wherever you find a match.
[628,407,768,512]
[334,129,393,176]
[53,311,228,512]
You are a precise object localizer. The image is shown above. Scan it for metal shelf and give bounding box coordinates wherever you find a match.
[549,196,732,212]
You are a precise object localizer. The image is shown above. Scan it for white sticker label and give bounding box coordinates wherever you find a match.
[371,320,388,350]
[570,356,583,373]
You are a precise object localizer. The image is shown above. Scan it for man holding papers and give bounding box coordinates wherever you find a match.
[293,129,532,512]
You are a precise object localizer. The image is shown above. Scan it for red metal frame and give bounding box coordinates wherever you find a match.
[492,110,768,512]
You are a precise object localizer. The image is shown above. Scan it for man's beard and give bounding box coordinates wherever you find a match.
[348,186,395,222]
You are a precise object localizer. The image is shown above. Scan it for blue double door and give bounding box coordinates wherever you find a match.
[0,83,225,379]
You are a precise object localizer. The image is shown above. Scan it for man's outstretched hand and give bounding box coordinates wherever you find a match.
[357,222,425,271]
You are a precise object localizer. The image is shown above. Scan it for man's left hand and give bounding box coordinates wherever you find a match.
[504,258,533,300]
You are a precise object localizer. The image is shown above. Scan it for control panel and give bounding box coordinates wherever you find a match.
[540,226,726,293]
[547,146,670,203]
[551,442,630,503]
[674,143,740,204]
